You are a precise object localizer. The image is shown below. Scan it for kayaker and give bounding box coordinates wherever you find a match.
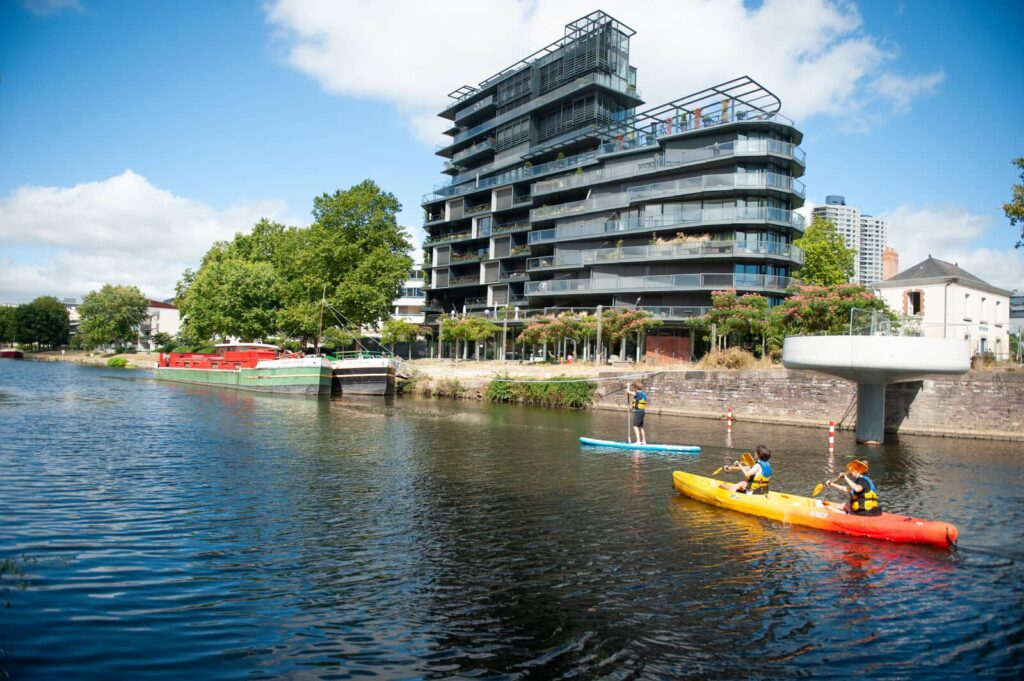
[626,381,648,445]
[828,460,882,515]
[727,445,772,495]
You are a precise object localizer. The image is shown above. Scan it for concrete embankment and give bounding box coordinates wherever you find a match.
[593,368,1024,442]
[24,350,156,368]
[404,360,1024,441]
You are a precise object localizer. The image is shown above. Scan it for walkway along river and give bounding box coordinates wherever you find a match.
[1,360,1022,678]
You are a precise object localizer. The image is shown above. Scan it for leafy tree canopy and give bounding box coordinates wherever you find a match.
[177,180,412,344]
[12,296,70,349]
[775,283,895,337]
[1004,157,1024,248]
[793,216,856,286]
[78,285,150,348]
[0,305,16,344]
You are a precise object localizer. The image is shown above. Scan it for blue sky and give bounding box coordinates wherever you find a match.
[1,0,1022,302]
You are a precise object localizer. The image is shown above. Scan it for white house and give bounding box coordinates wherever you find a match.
[873,257,1012,360]
[138,300,180,350]
[393,265,426,324]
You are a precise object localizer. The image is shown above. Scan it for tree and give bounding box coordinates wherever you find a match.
[78,284,150,349]
[380,318,421,359]
[0,305,16,344]
[775,283,896,337]
[1004,157,1024,248]
[700,290,771,351]
[462,316,500,361]
[14,297,70,349]
[178,258,278,341]
[793,216,856,286]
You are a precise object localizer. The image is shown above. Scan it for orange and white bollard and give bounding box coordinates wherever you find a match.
[828,420,836,453]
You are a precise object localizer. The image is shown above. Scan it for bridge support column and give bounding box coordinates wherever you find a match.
[856,383,886,445]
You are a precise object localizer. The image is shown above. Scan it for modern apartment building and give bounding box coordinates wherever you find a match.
[421,11,806,353]
[811,195,888,285]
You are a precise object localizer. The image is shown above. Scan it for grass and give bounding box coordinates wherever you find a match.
[485,374,596,409]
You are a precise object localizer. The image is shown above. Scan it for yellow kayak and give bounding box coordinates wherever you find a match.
[672,471,958,548]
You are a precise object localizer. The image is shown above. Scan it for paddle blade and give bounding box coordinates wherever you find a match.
[812,483,824,497]
[741,452,755,467]
[712,466,724,476]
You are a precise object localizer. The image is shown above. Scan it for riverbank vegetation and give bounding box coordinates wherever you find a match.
[485,374,596,408]
[0,296,70,349]
[76,284,150,350]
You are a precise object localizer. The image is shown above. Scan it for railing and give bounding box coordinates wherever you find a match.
[464,296,488,306]
[628,172,805,203]
[531,193,629,221]
[528,208,805,244]
[424,231,472,246]
[452,139,494,164]
[465,203,490,216]
[492,221,531,234]
[450,250,488,263]
[598,110,797,158]
[525,273,793,295]
[454,95,494,121]
[527,240,802,270]
[449,275,482,286]
[532,139,805,196]
[500,270,528,281]
[508,245,531,256]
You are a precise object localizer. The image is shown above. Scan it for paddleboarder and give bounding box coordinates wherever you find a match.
[726,445,772,495]
[828,460,882,516]
[626,381,648,445]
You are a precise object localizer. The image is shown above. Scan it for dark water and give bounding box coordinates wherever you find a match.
[1,360,1023,679]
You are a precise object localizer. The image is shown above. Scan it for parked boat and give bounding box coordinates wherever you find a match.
[0,349,24,359]
[328,351,398,396]
[672,470,958,548]
[155,343,332,395]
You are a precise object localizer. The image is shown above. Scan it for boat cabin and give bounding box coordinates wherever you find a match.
[158,343,295,370]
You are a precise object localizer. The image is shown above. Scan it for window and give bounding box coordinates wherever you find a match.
[908,291,922,315]
[963,293,971,321]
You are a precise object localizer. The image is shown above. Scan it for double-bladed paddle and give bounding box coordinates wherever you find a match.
[812,459,868,497]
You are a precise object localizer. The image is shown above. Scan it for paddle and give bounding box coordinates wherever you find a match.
[626,383,632,444]
[812,460,868,497]
[713,452,754,476]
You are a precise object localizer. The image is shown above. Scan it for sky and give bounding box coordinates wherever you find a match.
[1,0,1022,303]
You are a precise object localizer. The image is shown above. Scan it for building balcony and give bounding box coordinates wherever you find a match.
[531,139,805,197]
[527,240,803,271]
[491,220,531,235]
[454,94,495,123]
[450,249,489,264]
[451,139,495,165]
[424,230,474,246]
[525,272,793,296]
[528,208,805,245]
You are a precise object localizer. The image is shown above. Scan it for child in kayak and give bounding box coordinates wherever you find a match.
[727,445,772,495]
[626,381,648,445]
[828,460,882,515]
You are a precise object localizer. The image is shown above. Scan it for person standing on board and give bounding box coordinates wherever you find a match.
[727,445,772,494]
[829,460,882,515]
[626,381,648,445]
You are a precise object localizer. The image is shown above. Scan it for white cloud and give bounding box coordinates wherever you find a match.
[885,204,1024,291]
[0,171,289,303]
[266,0,943,145]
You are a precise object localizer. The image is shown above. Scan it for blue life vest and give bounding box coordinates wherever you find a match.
[748,460,771,493]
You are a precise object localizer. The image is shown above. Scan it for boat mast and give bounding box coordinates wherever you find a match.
[316,283,327,357]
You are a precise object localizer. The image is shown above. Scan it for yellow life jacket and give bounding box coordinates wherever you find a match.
[632,391,647,410]
[850,474,880,513]
[748,460,772,493]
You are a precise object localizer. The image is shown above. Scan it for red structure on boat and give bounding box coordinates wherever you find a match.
[158,343,287,370]
[0,349,24,359]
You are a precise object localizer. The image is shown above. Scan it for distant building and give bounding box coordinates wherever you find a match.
[138,300,180,350]
[1010,290,1024,335]
[882,247,899,280]
[873,256,1012,360]
[811,195,888,285]
[393,265,426,325]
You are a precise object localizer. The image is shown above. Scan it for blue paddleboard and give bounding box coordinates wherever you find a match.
[578,437,701,453]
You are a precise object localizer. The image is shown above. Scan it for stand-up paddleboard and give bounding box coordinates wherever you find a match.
[579,437,701,453]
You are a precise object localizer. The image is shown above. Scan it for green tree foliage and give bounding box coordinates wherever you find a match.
[380,318,421,358]
[700,290,771,350]
[78,284,150,349]
[793,216,857,286]
[177,181,412,344]
[439,316,499,360]
[1003,157,1024,248]
[15,296,71,349]
[775,283,896,336]
[0,306,16,344]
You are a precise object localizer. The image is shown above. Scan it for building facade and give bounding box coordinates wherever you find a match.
[873,257,1012,360]
[811,195,888,285]
[393,266,426,325]
[138,300,180,350]
[1010,290,1023,336]
[421,11,805,356]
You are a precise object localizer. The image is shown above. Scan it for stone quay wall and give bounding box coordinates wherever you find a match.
[596,369,1024,441]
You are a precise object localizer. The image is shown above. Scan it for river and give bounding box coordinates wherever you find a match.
[1,359,1022,679]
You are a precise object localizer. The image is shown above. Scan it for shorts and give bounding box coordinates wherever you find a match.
[850,506,882,516]
[633,410,645,427]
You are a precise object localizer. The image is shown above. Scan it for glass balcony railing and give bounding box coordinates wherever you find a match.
[532,139,805,196]
[424,231,473,246]
[491,221,531,234]
[423,149,598,204]
[448,275,483,287]
[528,207,805,244]
[454,95,494,122]
[527,240,802,270]
[628,172,805,203]
[452,139,494,164]
[525,273,793,295]
[598,110,797,158]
